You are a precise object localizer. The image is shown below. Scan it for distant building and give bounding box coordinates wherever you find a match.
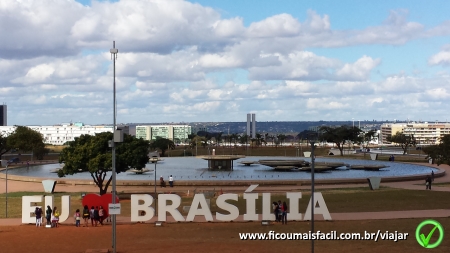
[191,124,208,134]
[135,125,191,143]
[380,122,450,145]
[246,113,256,138]
[0,122,128,145]
[0,104,6,126]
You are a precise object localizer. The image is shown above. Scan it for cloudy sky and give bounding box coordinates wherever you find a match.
[2,0,450,126]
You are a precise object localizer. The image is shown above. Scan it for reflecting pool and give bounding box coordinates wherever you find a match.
[2,156,436,181]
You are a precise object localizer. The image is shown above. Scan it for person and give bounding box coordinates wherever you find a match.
[281,201,288,225]
[82,205,90,227]
[277,200,282,222]
[391,155,395,162]
[74,209,81,227]
[272,202,279,222]
[45,206,52,226]
[52,207,60,228]
[34,206,42,227]
[431,171,435,182]
[94,206,100,227]
[160,176,166,187]
[425,175,432,190]
[169,175,174,187]
[90,206,95,226]
[98,206,104,225]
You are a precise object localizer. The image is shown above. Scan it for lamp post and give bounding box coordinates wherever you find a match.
[308,131,319,253]
[110,41,118,253]
[153,159,157,195]
[151,158,158,215]
[1,160,8,218]
[310,140,316,253]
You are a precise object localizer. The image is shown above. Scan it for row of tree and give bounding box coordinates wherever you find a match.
[0,126,48,160]
[190,132,302,148]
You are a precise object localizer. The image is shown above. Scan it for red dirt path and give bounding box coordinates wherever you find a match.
[2,220,448,253]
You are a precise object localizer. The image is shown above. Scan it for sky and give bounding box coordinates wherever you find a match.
[2,0,450,126]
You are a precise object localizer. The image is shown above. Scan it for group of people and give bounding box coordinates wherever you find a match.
[160,175,174,187]
[34,205,60,228]
[35,205,107,228]
[388,155,395,161]
[272,200,288,224]
[79,205,106,227]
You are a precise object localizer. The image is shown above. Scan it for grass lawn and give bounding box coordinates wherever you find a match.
[0,188,448,218]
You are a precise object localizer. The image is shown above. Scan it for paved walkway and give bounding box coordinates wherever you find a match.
[0,163,449,226]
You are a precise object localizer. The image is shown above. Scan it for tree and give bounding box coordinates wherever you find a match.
[239,134,249,145]
[216,132,223,147]
[386,132,416,155]
[0,134,12,159]
[319,126,362,156]
[277,134,286,146]
[423,135,450,165]
[58,132,150,195]
[255,133,262,147]
[361,130,377,157]
[7,126,47,160]
[231,133,239,146]
[297,130,317,140]
[150,137,175,157]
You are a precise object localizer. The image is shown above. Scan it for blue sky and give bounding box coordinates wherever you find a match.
[1,0,450,125]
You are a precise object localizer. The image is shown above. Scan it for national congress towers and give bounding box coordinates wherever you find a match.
[0,104,6,126]
[246,113,256,138]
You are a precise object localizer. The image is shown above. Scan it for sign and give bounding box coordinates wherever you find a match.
[20,186,331,223]
[415,219,444,248]
[109,203,121,215]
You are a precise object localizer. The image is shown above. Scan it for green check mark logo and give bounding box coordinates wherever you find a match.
[416,220,444,249]
[420,225,438,247]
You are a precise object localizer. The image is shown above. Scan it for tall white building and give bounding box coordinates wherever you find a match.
[135,125,191,143]
[380,122,450,145]
[0,122,127,145]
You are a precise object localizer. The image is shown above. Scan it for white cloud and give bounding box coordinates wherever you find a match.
[212,17,246,38]
[248,14,301,38]
[335,56,381,81]
[306,98,349,110]
[425,88,450,100]
[429,45,450,66]
[1,1,450,124]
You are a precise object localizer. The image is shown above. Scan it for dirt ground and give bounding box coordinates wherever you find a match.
[1,219,449,253]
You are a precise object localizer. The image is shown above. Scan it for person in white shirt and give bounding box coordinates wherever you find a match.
[169,175,174,187]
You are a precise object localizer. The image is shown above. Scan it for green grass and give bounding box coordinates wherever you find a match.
[0,192,83,219]
[1,188,447,218]
[203,188,448,214]
[433,182,450,187]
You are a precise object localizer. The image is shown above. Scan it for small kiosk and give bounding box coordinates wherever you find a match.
[197,155,245,170]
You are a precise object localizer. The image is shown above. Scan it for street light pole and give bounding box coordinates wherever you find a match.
[154,161,156,197]
[152,158,158,215]
[310,140,315,253]
[2,160,8,218]
[5,163,7,218]
[110,41,118,253]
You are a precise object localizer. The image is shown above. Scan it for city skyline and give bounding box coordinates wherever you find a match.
[1,0,450,125]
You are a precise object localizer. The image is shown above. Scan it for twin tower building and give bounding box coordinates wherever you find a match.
[246,113,256,139]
